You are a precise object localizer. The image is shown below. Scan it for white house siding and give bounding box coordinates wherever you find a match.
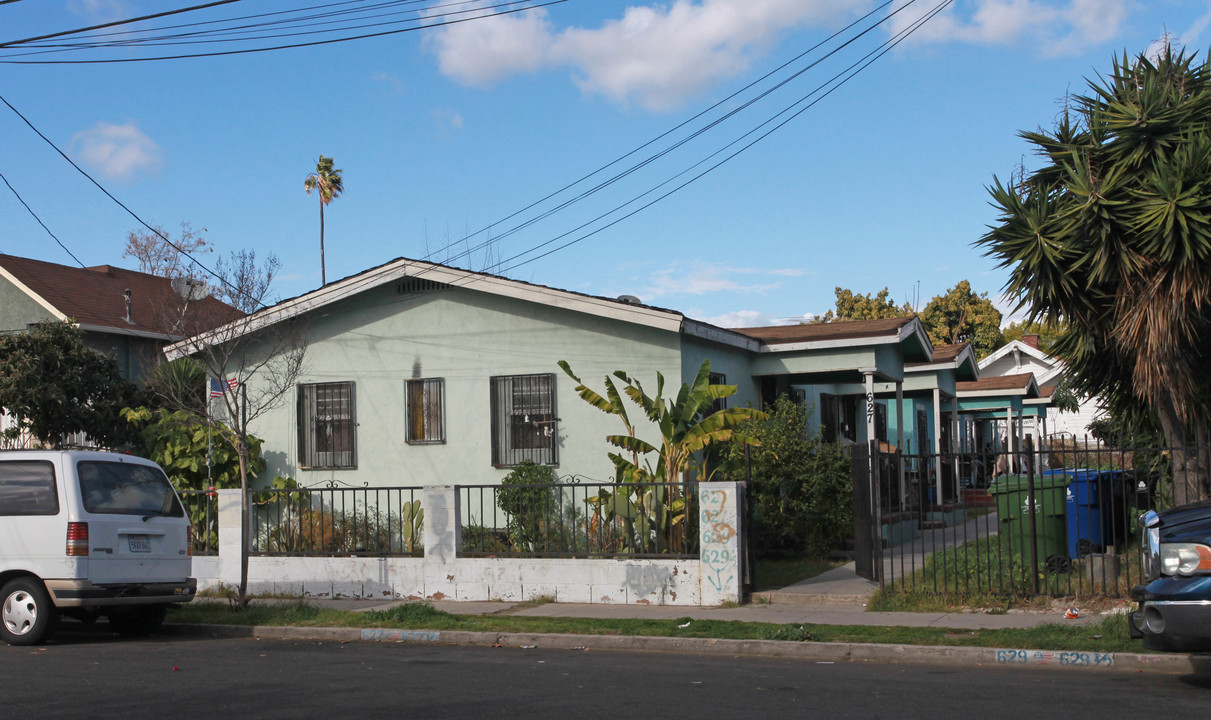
[244,282,686,489]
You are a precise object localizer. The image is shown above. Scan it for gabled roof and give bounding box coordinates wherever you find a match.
[732,316,914,344]
[167,256,686,359]
[726,316,933,362]
[979,338,1067,387]
[906,342,979,381]
[979,338,1060,370]
[0,253,241,340]
[956,372,1040,398]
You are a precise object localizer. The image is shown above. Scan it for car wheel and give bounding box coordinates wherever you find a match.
[108,605,167,637]
[0,578,57,646]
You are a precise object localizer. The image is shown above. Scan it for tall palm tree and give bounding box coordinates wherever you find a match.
[304,155,344,286]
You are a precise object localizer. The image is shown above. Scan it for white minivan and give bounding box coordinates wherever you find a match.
[0,450,196,645]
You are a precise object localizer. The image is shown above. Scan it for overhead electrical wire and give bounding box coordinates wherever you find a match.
[0,93,252,306]
[418,0,905,272]
[0,0,567,63]
[0,169,86,268]
[436,0,956,292]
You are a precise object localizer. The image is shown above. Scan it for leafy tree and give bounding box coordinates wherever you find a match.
[978,47,1211,503]
[122,221,212,278]
[304,154,344,286]
[0,321,145,448]
[1002,319,1066,354]
[918,280,1004,358]
[813,286,912,323]
[122,406,265,492]
[720,397,851,558]
[159,250,306,606]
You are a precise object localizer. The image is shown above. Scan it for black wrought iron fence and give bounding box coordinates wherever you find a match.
[863,438,1189,599]
[458,481,698,558]
[178,488,219,556]
[249,486,424,556]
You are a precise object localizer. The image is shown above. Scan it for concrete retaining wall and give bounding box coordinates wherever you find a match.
[193,482,744,606]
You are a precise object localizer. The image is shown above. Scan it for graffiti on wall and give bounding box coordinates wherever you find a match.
[700,488,736,595]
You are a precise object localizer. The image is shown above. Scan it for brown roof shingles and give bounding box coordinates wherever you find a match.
[0,254,241,336]
[732,316,915,345]
[957,373,1035,393]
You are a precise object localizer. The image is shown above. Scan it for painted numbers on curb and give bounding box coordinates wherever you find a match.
[996,649,1114,668]
[362,629,441,643]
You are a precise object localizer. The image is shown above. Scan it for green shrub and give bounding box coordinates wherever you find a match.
[497,461,560,552]
[721,397,852,558]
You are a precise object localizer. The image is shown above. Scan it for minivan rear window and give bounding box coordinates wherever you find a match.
[76,461,184,517]
[0,461,59,516]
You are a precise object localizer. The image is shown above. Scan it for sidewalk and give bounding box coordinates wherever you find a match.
[233,561,1119,631]
[178,568,1210,675]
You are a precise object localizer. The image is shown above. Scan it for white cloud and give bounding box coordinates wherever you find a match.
[701,309,774,327]
[430,9,555,86]
[642,261,798,298]
[370,72,405,94]
[431,1,863,110]
[1147,9,1211,61]
[992,291,1029,328]
[888,0,1130,55]
[699,309,817,327]
[67,0,131,21]
[431,109,465,135]
[71,122,163,182]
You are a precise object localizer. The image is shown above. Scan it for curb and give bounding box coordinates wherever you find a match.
[165,623,1208,675]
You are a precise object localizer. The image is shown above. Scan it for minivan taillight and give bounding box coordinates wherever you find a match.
[66,522,89,556]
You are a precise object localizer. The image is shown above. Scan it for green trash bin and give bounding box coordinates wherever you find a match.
[989,473,1069,569]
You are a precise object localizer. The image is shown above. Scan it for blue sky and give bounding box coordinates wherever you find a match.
[3,0,1209,328]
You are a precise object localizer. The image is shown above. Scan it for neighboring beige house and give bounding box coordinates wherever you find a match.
[0,253,240,447]
[977,334,1102,440]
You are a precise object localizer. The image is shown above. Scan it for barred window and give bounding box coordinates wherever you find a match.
[490,373,557,467]
[298,381,356,469]
[406,378,445,444]
[707,371,728,415]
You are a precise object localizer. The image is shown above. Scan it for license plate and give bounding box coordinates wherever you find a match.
[128,535,151,553]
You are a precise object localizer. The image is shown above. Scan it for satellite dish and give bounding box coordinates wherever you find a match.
[171,277,210,301]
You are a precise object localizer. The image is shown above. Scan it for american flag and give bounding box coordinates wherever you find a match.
[209,377,239,397]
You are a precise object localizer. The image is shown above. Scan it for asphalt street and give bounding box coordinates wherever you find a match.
[4,628,1209,719]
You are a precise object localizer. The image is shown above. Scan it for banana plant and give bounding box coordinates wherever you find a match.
[560,358,764,553]
[559,358,764,484]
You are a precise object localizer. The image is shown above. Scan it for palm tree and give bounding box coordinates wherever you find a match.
[978,47,1211,503]
[303,155,344,286]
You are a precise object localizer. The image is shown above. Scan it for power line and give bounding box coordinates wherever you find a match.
[0,0,568,63]
[0,92,245,304]
[0,168,86,267]
[440,0,956,290]
[420,0,905,272]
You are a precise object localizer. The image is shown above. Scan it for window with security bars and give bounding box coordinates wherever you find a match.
[707,372,728,415]
[490,373,557,467]
[406,378,445,444]
[298,381,356,469]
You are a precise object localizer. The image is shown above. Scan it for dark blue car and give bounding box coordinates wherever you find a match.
[1129,499,1211,652]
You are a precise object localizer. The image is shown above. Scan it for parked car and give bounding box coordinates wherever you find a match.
[0,450,196,645]
[1128,499,1211,652]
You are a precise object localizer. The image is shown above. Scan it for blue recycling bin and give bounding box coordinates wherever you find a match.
[1064,469,1109,558]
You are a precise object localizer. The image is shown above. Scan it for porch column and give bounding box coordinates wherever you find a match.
[951,396,960,493]
[933,387,943,504]
[1006,407,1015,472]
[896,381,905,508]
[864,371,876,444]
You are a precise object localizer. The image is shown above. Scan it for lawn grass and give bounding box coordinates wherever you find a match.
[166,600,1146,653]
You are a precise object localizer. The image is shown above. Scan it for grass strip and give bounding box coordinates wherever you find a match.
[167,601,1147,654]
